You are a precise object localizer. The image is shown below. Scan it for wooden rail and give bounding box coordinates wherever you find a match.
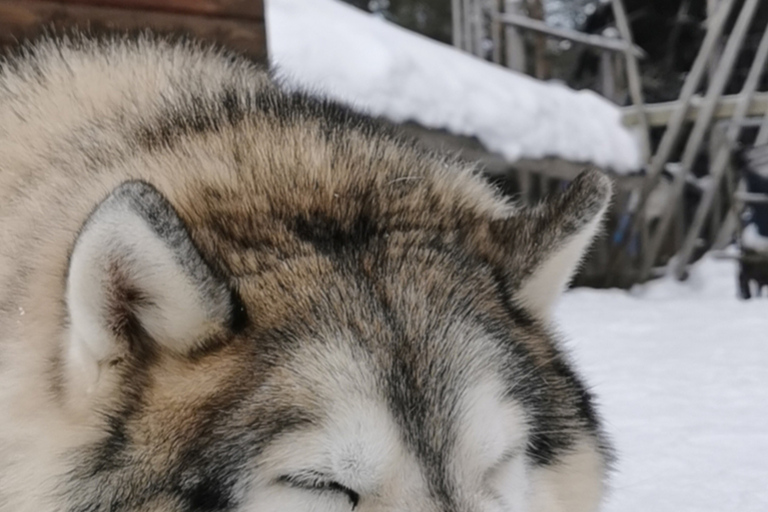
[496,12,646,58]
[622,92,768,127]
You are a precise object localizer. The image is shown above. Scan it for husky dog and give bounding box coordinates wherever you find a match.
[0,34,612,512]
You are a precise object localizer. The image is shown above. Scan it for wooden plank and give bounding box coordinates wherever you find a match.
[503,0,526,72]
[462,0,474,53]
[0,0,266,61]
[496,11,646,58]
[25,0,264,20]
[622,92,768,126]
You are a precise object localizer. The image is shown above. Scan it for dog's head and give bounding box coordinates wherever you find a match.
[58,105,612,512]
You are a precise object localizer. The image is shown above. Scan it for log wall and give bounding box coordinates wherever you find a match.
[0,0,267,62]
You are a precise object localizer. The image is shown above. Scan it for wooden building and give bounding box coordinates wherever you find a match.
[0,0,267,63]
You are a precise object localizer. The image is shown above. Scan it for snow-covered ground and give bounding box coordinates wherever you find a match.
[557,257,767,512]
[266,0,641,173]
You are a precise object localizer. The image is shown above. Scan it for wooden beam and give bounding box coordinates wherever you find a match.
[735,192,768,204]
[0,0,267,62]
[496,12,646,58]
[623,92,768,126]
[24,0,264,20]
[396,122,646,189]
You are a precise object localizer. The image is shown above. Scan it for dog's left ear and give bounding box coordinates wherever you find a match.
[66,181,237,395]
[490,169,612,320]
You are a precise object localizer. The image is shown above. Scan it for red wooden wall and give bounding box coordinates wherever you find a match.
[0,0,267,62]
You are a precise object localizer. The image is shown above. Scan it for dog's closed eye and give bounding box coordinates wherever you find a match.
[277,471,360,509]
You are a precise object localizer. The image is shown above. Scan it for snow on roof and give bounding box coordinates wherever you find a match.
[266,0,642,174]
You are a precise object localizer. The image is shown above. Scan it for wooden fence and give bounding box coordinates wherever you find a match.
[453,0,768,288]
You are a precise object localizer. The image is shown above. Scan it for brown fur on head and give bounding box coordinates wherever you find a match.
[0,33,612,512]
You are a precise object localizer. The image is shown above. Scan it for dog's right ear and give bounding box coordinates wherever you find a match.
[65,181,239,398]
[488,169,613,321]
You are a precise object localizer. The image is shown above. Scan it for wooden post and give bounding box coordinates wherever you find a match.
[641,0,760,281]
[604,0,735,283]
[611,0,651,160]
[504,0,527,72]
[707,0,724,85]
[517,168,532,205]
[526,0,549,79]
[756,107,768,147]
[674,199,686,255]
[452,0,464,49]
[710,127,724,243]
[600,50,616,100]
[540,173,550,197]
[463,0,474,53]
[713,208,739,249]
[613,52,627,101]
[490,0,503,63]
[473,0,485,58]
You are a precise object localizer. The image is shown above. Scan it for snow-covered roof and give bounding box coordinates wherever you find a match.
[266,0,642,173]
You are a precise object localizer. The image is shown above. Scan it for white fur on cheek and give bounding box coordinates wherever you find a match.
[454,378,529,481]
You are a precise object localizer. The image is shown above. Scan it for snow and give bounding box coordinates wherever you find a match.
[266,0,642,174]
[557,256,768,512]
